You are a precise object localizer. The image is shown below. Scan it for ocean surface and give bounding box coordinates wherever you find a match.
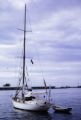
[0,88,81,120]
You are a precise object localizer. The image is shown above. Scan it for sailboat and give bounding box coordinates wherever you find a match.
[12,4,51,111]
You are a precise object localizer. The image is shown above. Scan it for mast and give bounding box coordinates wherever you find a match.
[22,4,26,100]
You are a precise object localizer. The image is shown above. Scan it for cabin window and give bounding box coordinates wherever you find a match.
[25,96,35,101]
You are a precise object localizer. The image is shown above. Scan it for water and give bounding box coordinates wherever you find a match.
[0,88,81,120]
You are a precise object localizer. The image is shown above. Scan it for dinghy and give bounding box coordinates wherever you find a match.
[53,106,72,113]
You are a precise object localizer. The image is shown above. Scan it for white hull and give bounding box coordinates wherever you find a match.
[12,99,50,111]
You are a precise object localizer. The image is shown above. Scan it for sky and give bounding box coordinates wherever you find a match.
[0,0,81,87]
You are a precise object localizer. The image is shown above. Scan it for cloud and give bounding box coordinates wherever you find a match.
[23,7,81,55]
[7,0,41,9]
[0,61,81,86]
[8,0,29,9]
[0,0,81,86]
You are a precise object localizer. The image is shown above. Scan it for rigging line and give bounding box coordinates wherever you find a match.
[15,66,22,90]
[26,4,32,32]
[15,87,22,98]
[17,68,23,84]
[25,66,31,89]
[26,66,30,81]
[34,43,46,82]
[35,49,47,93]
[16,40,23,89]
[15,77,22,95]
[25,10,45,81]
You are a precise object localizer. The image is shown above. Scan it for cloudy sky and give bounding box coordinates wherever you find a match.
[0,0,81,87]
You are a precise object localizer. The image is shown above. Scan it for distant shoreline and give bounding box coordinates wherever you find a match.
[0,86,81,90]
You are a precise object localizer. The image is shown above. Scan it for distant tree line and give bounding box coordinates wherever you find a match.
[3,83,11,87]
